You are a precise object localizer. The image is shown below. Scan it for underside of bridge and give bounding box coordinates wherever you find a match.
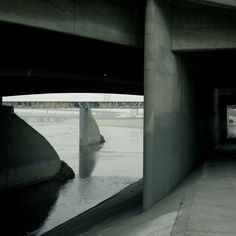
[1,0,236,234]
[0,21,144,96]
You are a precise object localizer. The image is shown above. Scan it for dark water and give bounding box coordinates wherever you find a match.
[1,180,62,236]
[1,116,143,235]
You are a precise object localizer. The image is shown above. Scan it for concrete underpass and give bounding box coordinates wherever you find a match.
[1,0,236,235]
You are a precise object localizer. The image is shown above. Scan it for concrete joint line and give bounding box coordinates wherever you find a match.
[170,169,203,236]
[170,191,187,236]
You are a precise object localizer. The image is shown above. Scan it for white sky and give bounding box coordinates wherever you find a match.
[3,93,143,102]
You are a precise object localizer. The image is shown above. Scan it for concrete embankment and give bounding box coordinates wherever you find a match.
[0,106,62,190]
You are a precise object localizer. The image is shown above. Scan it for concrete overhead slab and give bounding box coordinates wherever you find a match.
[172,0,236,51]
[0,0,143,47]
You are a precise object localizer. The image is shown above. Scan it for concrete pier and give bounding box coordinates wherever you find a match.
[144,0,205,210]
[79,107,102,147]
[0,106,61,190]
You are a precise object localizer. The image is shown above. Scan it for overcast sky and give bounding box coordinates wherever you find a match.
[3,93,143,102]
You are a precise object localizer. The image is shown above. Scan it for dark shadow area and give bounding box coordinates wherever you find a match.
[0,179,66,236]
[183,50,236,89]
[181,50,236,152]
[214,144,236,157]
[0,21,143,97]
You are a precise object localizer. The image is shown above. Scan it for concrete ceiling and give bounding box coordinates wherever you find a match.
[0,21,144,96]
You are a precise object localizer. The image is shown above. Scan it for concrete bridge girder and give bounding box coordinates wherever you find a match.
[171,0,236,51]
[0,0,144,47]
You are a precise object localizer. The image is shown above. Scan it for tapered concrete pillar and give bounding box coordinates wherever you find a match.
[79,107,101,146]
[80,107,89,146]
[79,106,104,178]
[0,106,61,190]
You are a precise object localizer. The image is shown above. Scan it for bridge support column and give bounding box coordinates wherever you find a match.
[144,0,200,210]
[0,105,61,190]
[79,107,102,146]
[80,107,90,147]
[79,106,105,178]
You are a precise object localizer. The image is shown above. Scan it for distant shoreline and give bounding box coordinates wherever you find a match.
[18,113,144,129]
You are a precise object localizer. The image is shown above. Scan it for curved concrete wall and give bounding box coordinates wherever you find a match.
[80,108,102,146]
[0,106,61,190]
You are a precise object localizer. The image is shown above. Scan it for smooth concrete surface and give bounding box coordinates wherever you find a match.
[172,150,236,235]
[0,106,61,190]
[79,108,101,146]
[144,0,203,210]
[172,1,236,51]
[0,0,143,47]
[172,168,236,235]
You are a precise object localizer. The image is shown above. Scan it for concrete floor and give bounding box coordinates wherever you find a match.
[79,146,236,236]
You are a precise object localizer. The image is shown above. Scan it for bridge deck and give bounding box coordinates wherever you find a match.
[3,102,143,109]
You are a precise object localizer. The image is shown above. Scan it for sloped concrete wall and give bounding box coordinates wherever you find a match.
[0,106,61,190]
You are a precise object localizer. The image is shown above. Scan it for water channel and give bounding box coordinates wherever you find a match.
[1,110,143,235]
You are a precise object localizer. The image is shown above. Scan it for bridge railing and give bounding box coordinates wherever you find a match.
[2,101,143,109]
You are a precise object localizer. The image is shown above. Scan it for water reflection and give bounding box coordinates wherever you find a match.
[0,180,63,236]
[8,115,143,235]
[79,143,103,178]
